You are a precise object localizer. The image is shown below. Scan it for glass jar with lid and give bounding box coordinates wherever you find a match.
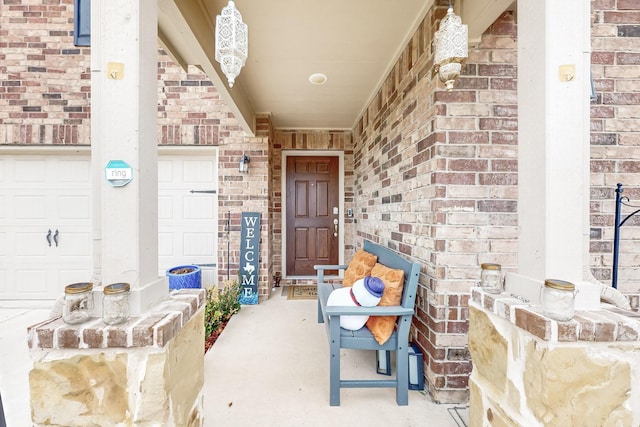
[541,279,576,321]
[480,263,503,294]
[103,282,131,325]
[63,282,94,325]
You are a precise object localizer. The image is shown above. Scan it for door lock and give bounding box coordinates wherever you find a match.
[333,218,339,237]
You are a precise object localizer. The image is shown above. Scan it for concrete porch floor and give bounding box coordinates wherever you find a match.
[0,288,468,426]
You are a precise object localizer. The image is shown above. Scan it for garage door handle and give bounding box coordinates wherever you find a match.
[46,229,52,247]
[53,229,59,247]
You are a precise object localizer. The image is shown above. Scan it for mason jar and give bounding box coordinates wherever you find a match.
[541,279,575,321]
[103,282,131,325]
[480,263,503,294]
[63,282,94,325]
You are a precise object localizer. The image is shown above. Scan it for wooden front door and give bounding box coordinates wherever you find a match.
[286,156,339,276]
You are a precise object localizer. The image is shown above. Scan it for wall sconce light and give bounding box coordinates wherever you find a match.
[239,154,250,173]
[434,2,468,91]
[215,0,248,88]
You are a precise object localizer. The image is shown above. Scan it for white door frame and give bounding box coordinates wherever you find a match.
[281,150,344,279]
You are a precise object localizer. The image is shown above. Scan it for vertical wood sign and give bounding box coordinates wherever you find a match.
[239,212,261,304]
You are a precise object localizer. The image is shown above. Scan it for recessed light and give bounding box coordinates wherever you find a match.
[309,73,328,85]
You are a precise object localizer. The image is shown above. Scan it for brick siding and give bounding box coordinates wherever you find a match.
[351,7,519,403]
[590,0,640,292]
[351,0,640,403]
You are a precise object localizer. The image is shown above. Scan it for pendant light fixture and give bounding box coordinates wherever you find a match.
[434,2,468,91]
[215,0,248,88]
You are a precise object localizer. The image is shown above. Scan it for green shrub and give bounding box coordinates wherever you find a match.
[205,281,241,338]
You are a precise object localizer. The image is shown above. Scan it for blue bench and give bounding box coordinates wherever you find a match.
[315,240,420,406]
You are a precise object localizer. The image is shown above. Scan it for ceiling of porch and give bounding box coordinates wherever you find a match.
[158,0,514,135]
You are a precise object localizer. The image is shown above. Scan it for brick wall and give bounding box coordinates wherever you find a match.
[216,115,271,298]
[157,58,230,146]
[352,5,519,403]
[0,1,236,147]
[0,0,91,144]
[590,0,640,292]
[352,0,640,403]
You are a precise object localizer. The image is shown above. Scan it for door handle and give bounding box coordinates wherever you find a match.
[46,229,52,246]
[53,229,59,247]
[333,219,338,237]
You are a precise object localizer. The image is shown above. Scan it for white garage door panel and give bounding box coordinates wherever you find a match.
[158,232,173,256]
[58,196,90,219]
[158,154,218,286]
[183,196,215,219]
[158,196,173,219]
[14,196,47,219]
[56,232,91,256]
[183,232,215,256]
[183,160,215,182]
[15,232,49,256]
[2,151,218,302]
[15,265,49,292]
[58,160,90,182]
[14,269,49,296]
[14,160,46,182]
[0,152,218,300]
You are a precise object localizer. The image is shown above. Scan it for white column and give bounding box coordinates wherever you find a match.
[91,0,167,314]
[510,0,597,305]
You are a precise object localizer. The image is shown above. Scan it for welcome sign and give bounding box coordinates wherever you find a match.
[239,212,261,304]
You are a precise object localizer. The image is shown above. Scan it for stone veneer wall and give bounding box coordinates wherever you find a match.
[28,289,206,426]
[468,288,640,426]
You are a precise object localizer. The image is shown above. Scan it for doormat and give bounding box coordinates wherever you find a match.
[287,286,317,300]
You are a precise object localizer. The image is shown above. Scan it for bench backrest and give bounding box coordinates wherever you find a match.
[362,240,420,311]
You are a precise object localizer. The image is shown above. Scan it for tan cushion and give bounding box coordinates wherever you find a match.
[366,263,405,345]
[342,249,378,287]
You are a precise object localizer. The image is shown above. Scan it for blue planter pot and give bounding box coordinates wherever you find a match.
[167,265,202,290]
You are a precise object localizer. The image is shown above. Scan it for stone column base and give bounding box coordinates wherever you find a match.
[28,289,205,426]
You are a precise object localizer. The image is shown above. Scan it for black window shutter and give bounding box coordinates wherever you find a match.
[74,0,91,47]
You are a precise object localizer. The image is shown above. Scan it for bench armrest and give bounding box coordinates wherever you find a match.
[314,264,348,271]
[314,264,348,286]
[325,305,414,317]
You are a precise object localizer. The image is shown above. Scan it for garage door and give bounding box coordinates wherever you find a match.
[158,152,218,287]
[0,154,92,301]
[0,148,218,304]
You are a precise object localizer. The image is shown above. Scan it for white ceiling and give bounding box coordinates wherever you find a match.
[158,0,512,134]
[207,0,432,130]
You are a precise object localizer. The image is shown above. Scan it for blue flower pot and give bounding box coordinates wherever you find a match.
[166,265,202,290]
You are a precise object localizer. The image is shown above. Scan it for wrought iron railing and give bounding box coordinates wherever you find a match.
[612,183,640,289]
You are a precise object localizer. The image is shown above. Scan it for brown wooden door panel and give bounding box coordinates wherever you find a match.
[286,156,339,276]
